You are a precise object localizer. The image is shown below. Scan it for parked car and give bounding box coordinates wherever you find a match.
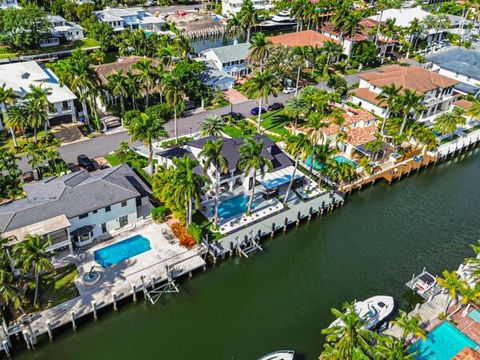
[268,103,284,111]
[250,107,266,116]
[221,112,244,121]
[77,154,95,171]
[282,87,296,94]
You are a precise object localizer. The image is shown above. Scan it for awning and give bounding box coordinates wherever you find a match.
[3,215,71,246]
[70,225,94,237]
[257,166,303,190]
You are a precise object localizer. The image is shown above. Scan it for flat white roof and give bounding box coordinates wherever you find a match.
[369,7,431,27]
[0,61,77,103]
[3,214,71,245]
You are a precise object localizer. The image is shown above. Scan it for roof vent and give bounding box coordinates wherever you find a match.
[21,72,30,79]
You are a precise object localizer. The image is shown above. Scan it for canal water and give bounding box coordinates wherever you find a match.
[16,149,480,360]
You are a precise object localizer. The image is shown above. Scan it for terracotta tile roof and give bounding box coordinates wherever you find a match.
[94,56,160,84]
[454,99,473,110]
[346,125,378,146]
[342,106,376,125]
[268,30,338,47]
[320,19,373,42]
[351,88,386,108]
[452,347,480,360]
[360,65,460,94]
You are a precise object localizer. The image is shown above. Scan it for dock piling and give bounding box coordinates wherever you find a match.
[132,285,137,303]
[70,311,76,331]
[46,320,52,341]
[91,300,98,319]
[112,292,118,312]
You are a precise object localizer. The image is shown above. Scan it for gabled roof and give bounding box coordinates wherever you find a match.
[201,42,251,64]
[268,30,338,47]
[94,56,160,84]
[360,65,460,93]
[427,47,480,81]
[0,164,151,234]
[346,125,378,146]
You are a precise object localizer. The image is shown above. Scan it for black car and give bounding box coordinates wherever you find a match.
[221,112,244,121]
[77,154,95,171]
[268,102,284,111]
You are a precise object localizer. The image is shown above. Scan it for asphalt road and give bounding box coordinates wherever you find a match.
[17,74,361,172]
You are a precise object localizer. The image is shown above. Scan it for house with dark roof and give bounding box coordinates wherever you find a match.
[0,164,152,252]
[350,65,460,122]
[156,135,295,192]
[427,48,480,97]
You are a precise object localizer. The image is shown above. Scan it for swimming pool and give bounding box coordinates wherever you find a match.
[218,194,254,219]
[408,321,478,359]
[305,155,356,171]
[94,235,151,268]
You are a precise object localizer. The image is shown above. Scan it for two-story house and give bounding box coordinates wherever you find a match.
[221,0,272,16]
[39,15,84,48]
[0,61,77,130]
[201,42,251,78]
[351,65,459,122]
[95,7,166,33]
[0,164,152,254]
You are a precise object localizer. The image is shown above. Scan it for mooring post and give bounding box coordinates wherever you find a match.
[46,320,53,341]
[112,292,118,312]
[91,300,97,320]
[271,222,275,238]
[2,340,10,357]
[283,217,288,232]
[22,331,31,350]
[308,207,313,221]
[132,284,137,303]
[70,311,76,331]
[296,211,301,226]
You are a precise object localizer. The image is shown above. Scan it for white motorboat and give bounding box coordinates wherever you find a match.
[329,296,395,330]
[258,350,295,360]
[258,10,297,29]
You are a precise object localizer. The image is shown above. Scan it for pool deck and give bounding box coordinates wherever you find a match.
[450,304,480,344]
[1,220,206,350]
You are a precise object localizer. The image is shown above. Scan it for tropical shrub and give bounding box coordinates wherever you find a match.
[171,222,196,248]
[151,206,168,222]
[188,223,203,244]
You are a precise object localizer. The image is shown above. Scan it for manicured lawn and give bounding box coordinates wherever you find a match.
[105,153,122,166]
[261,109,290,137]
[39,265,79,309]
[223,125,244,138]
[0,38,100,59]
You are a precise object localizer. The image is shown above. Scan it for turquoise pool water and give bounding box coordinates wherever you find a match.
[94,235,151,268]
[218,194,254,219]
[409,321,478,359]
[305,155,356,171]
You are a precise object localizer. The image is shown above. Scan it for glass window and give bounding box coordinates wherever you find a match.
[101,223,107,233]
[121,200,127,207]
[105,206,111,212]
[79,213,88,219]
[119,216,128,228]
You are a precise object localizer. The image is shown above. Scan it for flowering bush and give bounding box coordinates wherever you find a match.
[171,222,196,249]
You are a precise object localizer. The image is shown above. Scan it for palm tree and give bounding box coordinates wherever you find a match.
[6,106,27,142]
[406,17,424,57]
[125,71,141,110]
[163,73,185,142]
[157,44,177,70]
[248,32,273,72]
[327,160,355,186]
[283,133,310,204]
[433,108,466,135]
[311,143,335,188]
[199,139,228,228]
[307,113,328,146]
[321,302,377,359]
[285,95,309,129]
[399,89,425,136]
[133,58,154,109]
[468,99,480,120]
[321,41,343,71]
[380,18,399,62]
[374,335,414,359]
[238,139,272,215]
[226,13,243,43]
[374,0,402,46]
[244,71,281,132]
[107,70,128,122]
[13,234,54,307]
[24,85,52,142]
[341,11,365,58]
[238,0,258,42]
[376,84,402,135]
[392,310,426,342]
[0,84,19,146]
[200,115,225,137]
[25,142,45,178]
[127,112,168,174]
[437,270,465,313]
[174,35,192,60]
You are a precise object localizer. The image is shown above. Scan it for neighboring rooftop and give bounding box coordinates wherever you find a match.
[201,42,251,64]
[427,48,480,82]
[351,88,385,107]
[346,125,378,147]
[453,99,473,111]
[0,164,151,234]
[94,56,160,84]
[267,30,338,47]
[369,7,432,28]
[360,65,460,93]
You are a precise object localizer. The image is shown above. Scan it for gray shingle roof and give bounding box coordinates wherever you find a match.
[202,42,251,64]
[427,48,480,81]
[0,164,151,233]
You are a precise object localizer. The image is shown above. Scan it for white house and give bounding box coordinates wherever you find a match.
[0,0,19,9]
[221,0,272,17]
[351,65,460,122]
[0,164,152,253]
[95,7,166,33]
[0,61,77,130]
[200,61,236,90]
[201,42,251,78]
[39,15,85,48]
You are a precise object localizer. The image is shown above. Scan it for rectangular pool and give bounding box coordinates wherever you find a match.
[94,235,151,268]
[218,194,254,219]
[408,321,478,359]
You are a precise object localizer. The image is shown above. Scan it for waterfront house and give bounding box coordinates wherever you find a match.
[267,30,337,48]
[39,15,84,48]
[201,43,251,78]
[0,61,77,130]
[350,65,459,122]
[0,164,152,253]
[95,7,166,33]
[426,48,480,98]
[221,0,272,17]
[156,134,297,192]
[200,61,236,91]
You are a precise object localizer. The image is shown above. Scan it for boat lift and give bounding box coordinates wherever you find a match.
[405,267,441,300]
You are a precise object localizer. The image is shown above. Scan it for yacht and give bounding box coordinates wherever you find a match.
[258,350,295,360]
[258,10,297,30]
[329,296,395,330]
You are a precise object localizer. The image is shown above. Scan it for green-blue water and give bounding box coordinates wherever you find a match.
[15,149,480,360]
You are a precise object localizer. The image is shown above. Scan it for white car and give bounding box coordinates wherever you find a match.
[282,87,296,94]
